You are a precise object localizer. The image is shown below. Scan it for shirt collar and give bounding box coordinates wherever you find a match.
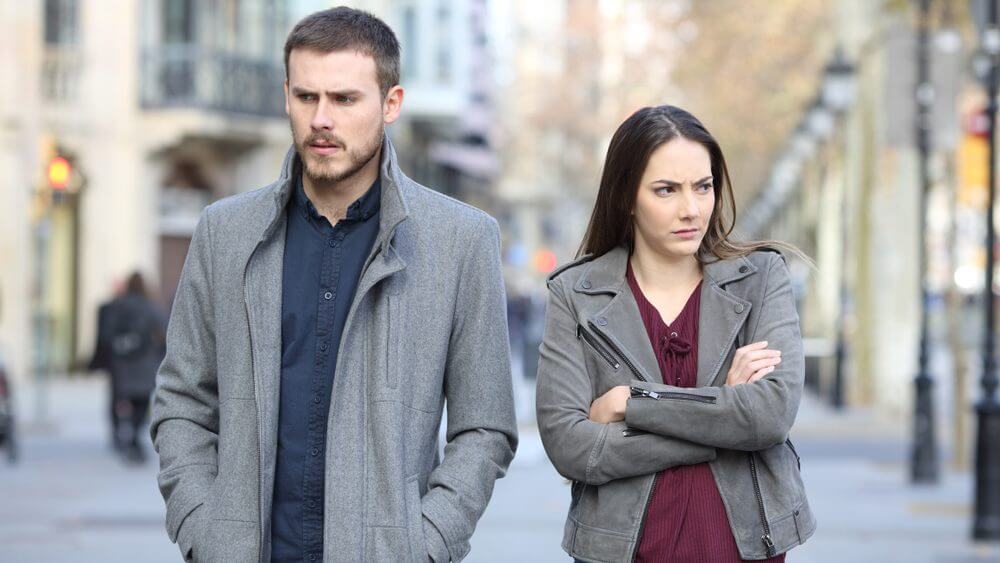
[293,172,382,225]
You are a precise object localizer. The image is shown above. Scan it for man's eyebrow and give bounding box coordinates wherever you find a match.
[289,86,363,97]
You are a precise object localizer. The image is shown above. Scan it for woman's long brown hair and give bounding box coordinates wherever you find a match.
[578,105,807,264]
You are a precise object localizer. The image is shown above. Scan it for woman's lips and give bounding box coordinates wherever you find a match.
[673,229,699,239]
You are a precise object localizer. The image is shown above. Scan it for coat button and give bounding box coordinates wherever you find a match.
[735,304,745,314]
[739,265,749,273]
[324,291,333,300]
[597,317,608,326]
[581,280,592,289]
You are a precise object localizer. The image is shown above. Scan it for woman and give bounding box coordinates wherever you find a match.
[536,105,815,562]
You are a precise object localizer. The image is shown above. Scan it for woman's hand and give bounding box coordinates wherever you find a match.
[726,340,781,386]
[589,385,631,423]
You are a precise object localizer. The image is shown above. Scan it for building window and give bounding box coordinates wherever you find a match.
[435,1,452,83]
[162,0,194,44]
[44,0,78,45]
[402,6,417,81]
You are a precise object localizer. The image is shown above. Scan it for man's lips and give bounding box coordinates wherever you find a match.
[308,141,341,155]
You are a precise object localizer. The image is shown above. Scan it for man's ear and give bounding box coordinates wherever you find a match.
[383,85,404,125]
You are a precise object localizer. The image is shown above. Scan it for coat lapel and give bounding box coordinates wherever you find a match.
[696,256,756,387]
[577,247,759,388]
[575,247,659,384]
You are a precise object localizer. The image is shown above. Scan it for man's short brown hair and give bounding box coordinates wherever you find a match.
[283,7,401,98]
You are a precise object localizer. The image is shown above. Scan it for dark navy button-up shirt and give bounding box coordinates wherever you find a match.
[270,171,381,562]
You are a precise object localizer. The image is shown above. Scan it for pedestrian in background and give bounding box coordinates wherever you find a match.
[536,105,815,562]
[91,272,165,463]
[150,7,516,562]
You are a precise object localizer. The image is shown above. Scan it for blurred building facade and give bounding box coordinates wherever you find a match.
[0,1,308,383]
[743,0,987,451]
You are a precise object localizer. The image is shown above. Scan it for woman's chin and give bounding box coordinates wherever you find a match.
[653,241,701,260]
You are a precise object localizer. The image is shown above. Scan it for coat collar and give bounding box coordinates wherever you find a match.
[256,135,411,251]
[574,246,757,387]
[572,246,759,295]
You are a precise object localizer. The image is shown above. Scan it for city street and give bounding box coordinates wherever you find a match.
[1,377,998,562]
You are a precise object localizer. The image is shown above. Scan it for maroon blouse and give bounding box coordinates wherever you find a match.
[628,264,784,563]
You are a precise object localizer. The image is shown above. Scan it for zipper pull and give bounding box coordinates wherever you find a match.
[630,386,660,400]
[761,534,775,556]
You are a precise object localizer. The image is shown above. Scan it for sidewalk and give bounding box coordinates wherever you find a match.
[1,377,998,562]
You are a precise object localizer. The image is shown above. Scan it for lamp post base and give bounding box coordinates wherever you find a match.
[911,372,939,484]
[974,396,1000,540]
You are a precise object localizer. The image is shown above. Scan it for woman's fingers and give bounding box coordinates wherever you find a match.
[747,366,776,383]
[747,356,782,372]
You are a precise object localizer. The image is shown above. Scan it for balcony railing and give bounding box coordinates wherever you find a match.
[140,45,285,118]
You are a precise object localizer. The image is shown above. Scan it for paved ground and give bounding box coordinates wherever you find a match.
[1,376,999,562]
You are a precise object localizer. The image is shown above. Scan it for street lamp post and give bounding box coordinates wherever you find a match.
[823,49,857,411]
[974,0,1000,541]
[911,0,939,485]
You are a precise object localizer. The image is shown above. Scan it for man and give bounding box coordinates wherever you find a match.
[150,8,517,562]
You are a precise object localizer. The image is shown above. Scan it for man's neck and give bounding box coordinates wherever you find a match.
[303,147,381,224]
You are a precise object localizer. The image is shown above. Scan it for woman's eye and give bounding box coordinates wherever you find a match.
[655,186,673,195]
[698,183,713,192]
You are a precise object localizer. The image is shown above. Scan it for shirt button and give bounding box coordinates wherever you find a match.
[309,554,317,561]
[311,448,319,456]
[328,239,335,247]
[324,291,333,300]
[313,396,320,404]
[320,343,328,351]
[308,499,316,508]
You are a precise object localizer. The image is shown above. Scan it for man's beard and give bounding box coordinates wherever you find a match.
[294,124,384,186]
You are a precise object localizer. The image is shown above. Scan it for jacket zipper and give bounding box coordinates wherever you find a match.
[629,386,717,404]
[243,252,266,563]
[748,452,775,557]
[577,324,620,370]
[587,321,648,382]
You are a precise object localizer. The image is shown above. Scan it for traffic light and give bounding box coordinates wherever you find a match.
[47,156,72,191]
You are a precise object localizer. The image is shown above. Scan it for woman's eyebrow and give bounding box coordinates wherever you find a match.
[651,176,714,186]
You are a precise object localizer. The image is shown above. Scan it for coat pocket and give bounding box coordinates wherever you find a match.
[405,474,427,563]
[197,519,257,563]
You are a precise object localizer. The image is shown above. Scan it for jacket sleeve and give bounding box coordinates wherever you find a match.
[419,217,518,563]
[535,273,717,486]
[149,210,219,559]
[624,253,804,451]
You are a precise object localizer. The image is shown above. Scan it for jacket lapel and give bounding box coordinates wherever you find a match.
[696,256,756,387]
[575,248,660,383]
[576,247,759,388]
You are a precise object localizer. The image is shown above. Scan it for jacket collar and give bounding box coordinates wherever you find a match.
[257,135,411,251]
[572,246,758,295]
[574,245,757,387]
